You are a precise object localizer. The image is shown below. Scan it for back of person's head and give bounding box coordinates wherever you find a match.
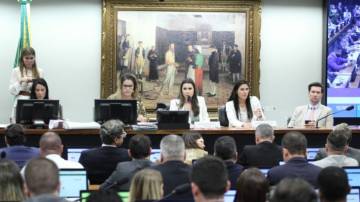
[24,157,59,196]
[191,156,229,200]
[183,132,203,149]
[0,159,24,202]
[129,135,151,159]
[318,166,350,202]
[5,124,26,145]
[87,190,122,202]
[39,132,63,156]
[214,136,237,161]
[255,124,274,142]
[236,168,269,202]
[333,123,352,144]
[326,130,348,152]
[100,119,126,145]
[160,134,185,161]
[281,131,307,156]
[270,178,317,202]
[129,169,163,202]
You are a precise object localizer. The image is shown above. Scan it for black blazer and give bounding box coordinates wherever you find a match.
[267,157,322,187]
[151,160,192,200]
[239,141,283,168]
[79,146,131,184]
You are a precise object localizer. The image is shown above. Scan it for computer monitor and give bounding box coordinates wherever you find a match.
[224,190,236,202]
[345,168,360,187]
[94,99,137,125]
[306,148,320,160]
[150,149,161,162]
[16,99,60,125]
[259,168,271,176]
[66,148,88,162]
[59,169,88,199]
[157,110,189,129]
[80,190,129,202]
[348,187,360,202]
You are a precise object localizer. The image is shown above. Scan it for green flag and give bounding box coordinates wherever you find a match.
[13,0,32,68]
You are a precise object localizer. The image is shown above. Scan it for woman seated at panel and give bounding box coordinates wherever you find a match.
[169,78,209,123]
[226,80,265,128]
[107,73,147,122]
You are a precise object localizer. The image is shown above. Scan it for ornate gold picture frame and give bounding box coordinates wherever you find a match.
[101,0,261,113]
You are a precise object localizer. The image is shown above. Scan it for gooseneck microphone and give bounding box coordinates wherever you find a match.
[102,177,129,191]
[316,105,354,128]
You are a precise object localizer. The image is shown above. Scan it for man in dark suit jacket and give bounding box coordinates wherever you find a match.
[0,124,39,168]
[151,135,192,200]
[315,123,360,163]
[239,124,282,168]
[214,136,244,190]
[79,120,131,184]
[267,131,321,187]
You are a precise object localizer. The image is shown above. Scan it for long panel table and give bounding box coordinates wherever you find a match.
[1,127,360,155]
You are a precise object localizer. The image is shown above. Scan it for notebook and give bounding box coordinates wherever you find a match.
[59,169,88,199]
[67,148,88,162]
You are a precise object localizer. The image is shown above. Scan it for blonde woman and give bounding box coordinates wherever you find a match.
[129,169,163,202]
[0,159,25,202]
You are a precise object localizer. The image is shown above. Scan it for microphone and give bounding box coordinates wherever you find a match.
[316,105,354,128]
[102,177,129,191]
[158,183,191,201]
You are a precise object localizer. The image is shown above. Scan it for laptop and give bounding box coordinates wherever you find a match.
[80,190,129,202]
[150,149,161,162]
[259,167,271,176]
[306,148,320,160]
[59,169,88,200]
[224,190,236,202]
[348,187,360,202]
[345,168,360,187]
[67,148,88,162]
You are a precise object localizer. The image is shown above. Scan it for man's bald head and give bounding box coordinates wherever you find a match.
[39,132,63,156]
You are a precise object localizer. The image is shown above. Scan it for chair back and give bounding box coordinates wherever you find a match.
[218,105,229,127]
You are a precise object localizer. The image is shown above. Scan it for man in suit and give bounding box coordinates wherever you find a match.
[315,123,360,163]
[79,120,131,184]
[151,134,192,200]
[239,123,282,168]
[288,82,333,128]
[191,156,230,202]
[214,136,244,190]
[0,124,39,168]
[24,157,67,202]
[312,129,358,168]
[100,134,154,191]
[267,131,322,187]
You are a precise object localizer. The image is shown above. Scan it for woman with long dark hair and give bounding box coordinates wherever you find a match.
[169,78,209,123]
[226,80,265,128]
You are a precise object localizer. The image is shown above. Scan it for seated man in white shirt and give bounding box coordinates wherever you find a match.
[39,132,83,169]
[312,130,358,168]
[288,82,333,128]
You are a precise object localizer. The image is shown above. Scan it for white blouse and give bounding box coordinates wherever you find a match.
[225,96,265,128]
[169,96,210,123]
[9,67,44,98]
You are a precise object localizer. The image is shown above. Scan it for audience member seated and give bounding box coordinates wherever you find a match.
[0,159,25,202]
[191,156,230,202]
[235,168,269,202]
[151,134,192,200]
[318,166,350,202]
[214,136,244,190]
[79,119,131,184]
[269,178,317,202]
[267,132,321,187]
[183,132,208,165]
[225,80,265,128]
[24,157,67,202]
[315,123,360,163]
[39,132,83,169]
[87,190,122,202]
[100,134,154,191]
[312,129,358,168]
[0,124,39,168]
[239,124,282,167]
[288,82,333,128]
[128,169,163,202]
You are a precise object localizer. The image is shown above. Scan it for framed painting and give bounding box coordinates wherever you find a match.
[101,0,261,113]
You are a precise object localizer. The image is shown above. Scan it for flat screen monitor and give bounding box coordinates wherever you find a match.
[307,148,320,160]
[66,148,88,162]
[224,190,236,202]
[348,187,360,202]
[325,0,360,125]
[94,99,137,125]
[259,168,271,176]
[150,149,161,162]
[345,168,360,187]
[157,110,189,129]
[16,99,60,125]
[59,169,88,199]
[80,191,129,202]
